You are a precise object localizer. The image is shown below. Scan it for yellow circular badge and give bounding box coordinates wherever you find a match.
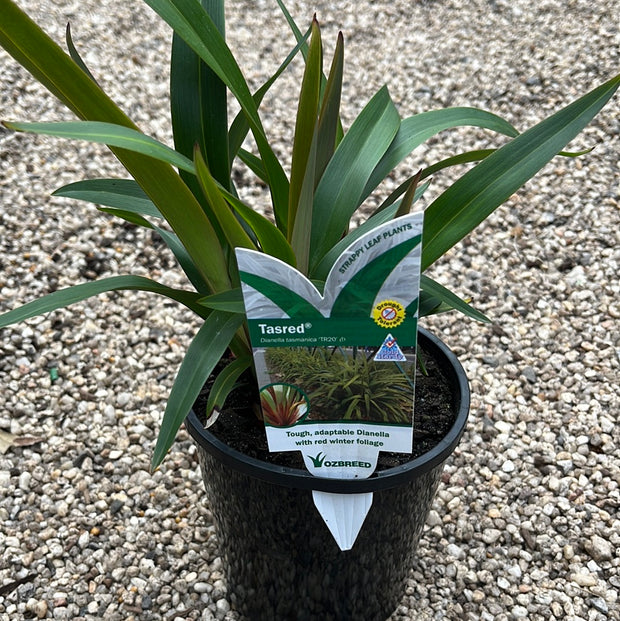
[372,300,405,329]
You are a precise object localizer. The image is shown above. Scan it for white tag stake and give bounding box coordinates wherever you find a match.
[312,490,374,551]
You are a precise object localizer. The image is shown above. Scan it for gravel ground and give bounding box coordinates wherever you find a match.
[0,0,619,619]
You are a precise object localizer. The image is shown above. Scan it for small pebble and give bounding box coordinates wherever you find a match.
[497,576,511,590]
[501,460,515,473]
[194,582,212,594]
[18,471,31,491]
[446,543,465,560]
[482,529,503,544]
[512,605,529,619]
[216,598,231,616]
[572,573,598,587]
[590,597,609,614]
[585,535,613,562]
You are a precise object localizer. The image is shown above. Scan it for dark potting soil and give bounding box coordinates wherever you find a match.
[194,342,456,473]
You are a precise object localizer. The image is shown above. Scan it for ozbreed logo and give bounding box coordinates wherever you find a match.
[307,452,372,469]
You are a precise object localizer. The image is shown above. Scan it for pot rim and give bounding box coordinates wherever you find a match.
[185,327,470,494]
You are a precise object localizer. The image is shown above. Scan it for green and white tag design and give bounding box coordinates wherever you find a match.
[236,212,423,480]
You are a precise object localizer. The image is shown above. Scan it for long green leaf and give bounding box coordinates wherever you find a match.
[418,290,442,319]
[220,190,296,266]
[395,169,422,218]
[369,142,595,219]
[360,108,519,203]
[53,178,162,218]
[65,24,98,84]
[4,121,196,173]
[276,0,309,59]
[376,143,590,219]
[237,148,268,183]
[170,0,230,189]
[309,86,401,275]
[422,74,620,270]
[315,31,344,181]
[419,275,490,322]
[197,288,245,313]
[169,2,230,246]
[0,0,114,119]
[205,355,253,418]
[200,0,227,186]
[419,149,495,180]
[371,150,493,219]
[290,123,319,274]
[98,207,153,228]
[0,0,232,296]
[151,311,245,468]
[154,227,211,294]
[143,0,290,230]
[289,28,345,273]
[275,0,345,147]
[193,147,256,252]
[170,32,229,226]
[288,18,322,236]
[143,0,254,120]
[0,276,207,329]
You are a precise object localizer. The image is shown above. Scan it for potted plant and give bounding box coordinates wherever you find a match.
[0,0,618,618]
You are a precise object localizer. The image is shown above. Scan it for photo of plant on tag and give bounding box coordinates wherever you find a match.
[236,212,423,479]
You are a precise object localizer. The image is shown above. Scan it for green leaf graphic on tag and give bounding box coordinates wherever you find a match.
[330,234,421,316]
[308,451,326,467]
[236,213,424,322]
[235,272,324,319]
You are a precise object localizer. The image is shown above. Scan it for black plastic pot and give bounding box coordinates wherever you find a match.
[185,328,469,621]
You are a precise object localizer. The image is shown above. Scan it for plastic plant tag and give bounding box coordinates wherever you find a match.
[236,212,423,549]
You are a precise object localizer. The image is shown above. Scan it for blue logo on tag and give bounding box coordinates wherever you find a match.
[374,333,407,361]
